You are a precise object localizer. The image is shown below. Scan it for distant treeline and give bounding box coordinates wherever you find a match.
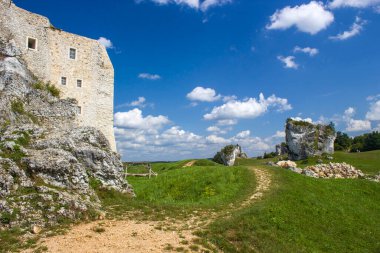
[335,131,380,152]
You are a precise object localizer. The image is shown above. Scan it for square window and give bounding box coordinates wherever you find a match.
[69,48,76,59]
[77,79,82,87]
[61,77,67,85]
[27,37,37,50]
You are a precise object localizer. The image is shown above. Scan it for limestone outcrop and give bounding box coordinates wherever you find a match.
[0,38,133,230]
[285,119,336,161]
[213,144,247,166]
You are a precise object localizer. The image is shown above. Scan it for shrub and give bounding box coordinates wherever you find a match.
[32,81,45,90]
[11,100,25,114]
[46,83,60,98]
[32,81,60,98]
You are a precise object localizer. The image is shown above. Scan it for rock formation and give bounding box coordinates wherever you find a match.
[0,38,133,230]
[285,119,336,161]
[213,144,247,166]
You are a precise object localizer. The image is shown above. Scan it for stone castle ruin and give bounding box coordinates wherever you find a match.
[0,0,116,151]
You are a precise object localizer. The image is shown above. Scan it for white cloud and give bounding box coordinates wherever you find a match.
[97,37,113,49]
[266,1,334,35]
[223,95,237,102]
[329,17,366,40]
[138,73,161,80]
[329,0,380,8]
[294,46,319,56]
[235,130,250,139]
[367,94,380,101]
[204,93,292,121]
[115,97,153,109]
[186,87,221,102]
[114,109,170,130]
[278,56,298,69]
[129,97,147,107]
[291,117,314,123]
[206,135,229,144]
[206,126,230,134]
[366,100,380,121]
[200,0,232,11]
[142,0,232,11]
[344,107,356,118]
[272,131,286,138]
[216,119,238,126]
[115,124,282,161]
[346,119,372,132]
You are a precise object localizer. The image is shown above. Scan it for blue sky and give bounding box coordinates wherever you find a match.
[15,0,380,161]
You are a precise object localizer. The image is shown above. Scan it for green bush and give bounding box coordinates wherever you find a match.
[32,81,60,98]
[11,100,24,114]
[46,83,60,98]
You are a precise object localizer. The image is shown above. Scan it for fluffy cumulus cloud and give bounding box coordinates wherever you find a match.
[204,93,292,121]
[206,126,230,134]
[114,109,170,130]
[116,97,151,109]
[266,1,334,35]
[141,0,232,11]
[294,46,319,56]
[97,37,113,49]
[329,0,380,8]
[138,73,161,80]
[186,87,221,102]
[346,119,372,132]
[329,17,366,40]
[291,117,314,123]
[115,125,279,161]
[340,107,372,132]
[366,100,380,121]
[235,130,250,139]
[278,56,298,69]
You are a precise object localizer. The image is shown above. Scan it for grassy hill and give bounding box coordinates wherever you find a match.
[116,151,380,252]
[201,162,380,252]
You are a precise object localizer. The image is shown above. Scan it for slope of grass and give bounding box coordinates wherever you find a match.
[98,163,256,218]
[202,165,380,253]
[296,150,380,175]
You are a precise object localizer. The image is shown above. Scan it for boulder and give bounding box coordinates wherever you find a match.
[213,144,246,166]
[285,119,336,161]
[276,160,297,168]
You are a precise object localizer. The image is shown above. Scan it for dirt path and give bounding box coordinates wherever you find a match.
[182,160,196,167]
[28,167,271,253]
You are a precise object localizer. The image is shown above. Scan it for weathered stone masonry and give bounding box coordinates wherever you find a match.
[0,0,117,151]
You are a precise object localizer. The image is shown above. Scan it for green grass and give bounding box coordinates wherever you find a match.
[202,165,380,253]
[97,163,256,219]
[32,81,60,98]
[296,150,380,175]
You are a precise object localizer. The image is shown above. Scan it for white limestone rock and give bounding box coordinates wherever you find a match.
[285,119,336,161]
[213,144,247,166]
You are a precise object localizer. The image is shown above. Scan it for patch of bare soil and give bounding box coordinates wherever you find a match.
[182,160,196,168]
[27,167,271,253]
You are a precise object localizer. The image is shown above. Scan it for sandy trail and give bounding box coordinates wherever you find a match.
[28,167,271,253]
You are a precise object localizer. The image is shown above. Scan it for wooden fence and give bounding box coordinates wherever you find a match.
[124,162,157,179]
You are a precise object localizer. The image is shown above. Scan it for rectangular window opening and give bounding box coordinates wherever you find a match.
[27,37,37,50]
[61,77,67,85]
[69,48,76,59]
[77,79,82,88]
[77,106,82,115]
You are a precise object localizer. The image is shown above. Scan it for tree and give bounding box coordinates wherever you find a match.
[362,131,380,152]
[334,131,352,151]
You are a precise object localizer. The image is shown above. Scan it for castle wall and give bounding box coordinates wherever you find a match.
[0,0,117,151]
